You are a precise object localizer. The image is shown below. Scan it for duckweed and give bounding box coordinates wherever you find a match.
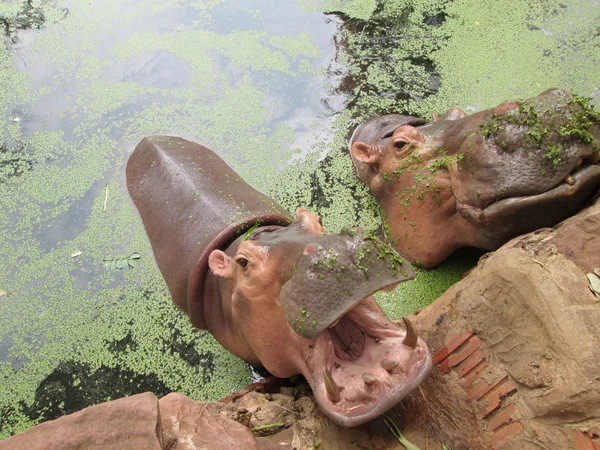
[2,0,600,438]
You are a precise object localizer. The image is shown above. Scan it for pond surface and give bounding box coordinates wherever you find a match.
[1,0,599,438]
[0,0,348,436]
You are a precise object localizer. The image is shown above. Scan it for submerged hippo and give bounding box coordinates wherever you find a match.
[126,136,432,427]
[350,88,600,267]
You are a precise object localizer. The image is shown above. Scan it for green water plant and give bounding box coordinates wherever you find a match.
[587,271,600,300]
[384,415,420,450]
[103,253,141,271]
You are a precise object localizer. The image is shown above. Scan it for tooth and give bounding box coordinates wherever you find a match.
[323,366,341,403]
[402,317,418,349]
[564,174,575,185]
[381,359,399,371]
[362,373,377,385]
[574,157,583,170]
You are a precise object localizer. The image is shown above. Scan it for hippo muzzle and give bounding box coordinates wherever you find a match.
[126,136,432,427]
[350,88,600,266]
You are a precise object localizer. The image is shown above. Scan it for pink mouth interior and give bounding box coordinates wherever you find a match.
[309,302,432,427]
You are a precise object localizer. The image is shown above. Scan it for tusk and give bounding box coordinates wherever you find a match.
[381,359,399,372]
[402,316,418,349]
[362,373,377,385]
[323,366,341,403]
[564,174,575,185]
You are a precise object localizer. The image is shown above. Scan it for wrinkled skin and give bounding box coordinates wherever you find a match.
[207,208,431,426]
[125,136,431,427]
[350,88,600,267]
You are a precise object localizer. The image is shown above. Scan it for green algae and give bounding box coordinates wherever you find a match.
[0,167,254,438]
[333,0,599,119]
[2,0,600,439]
[0,0,47,36]
[0,0,328,438]
[422,0,600,114]
[374,260,470,319]
[299,0,377,20]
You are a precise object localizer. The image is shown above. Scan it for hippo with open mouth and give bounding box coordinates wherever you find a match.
[126,136,432,427]
[350,88,600,267]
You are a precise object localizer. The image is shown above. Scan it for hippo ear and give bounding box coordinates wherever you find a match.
[442,107,467,121]
[351,142,378,165]
[208,250,234,279]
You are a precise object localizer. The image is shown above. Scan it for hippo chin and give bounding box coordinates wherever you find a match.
[126,136,432,427]
[350,88,600,267]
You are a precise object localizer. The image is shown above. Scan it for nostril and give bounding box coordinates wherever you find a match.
[304,243,321,255]
[493,100,520,116]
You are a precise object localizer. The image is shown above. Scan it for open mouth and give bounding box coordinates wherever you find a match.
[309,299,432,427]
[456,156,600,226]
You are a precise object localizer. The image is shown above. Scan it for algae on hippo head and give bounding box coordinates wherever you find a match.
[350,89,600,267]
[281,227,414,338]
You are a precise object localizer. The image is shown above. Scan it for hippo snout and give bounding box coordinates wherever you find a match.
[452,89,600,213]
[280,228,414,339]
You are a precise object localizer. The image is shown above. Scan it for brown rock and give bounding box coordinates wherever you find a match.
[234,391,296,430]
[159,393,260,450]
[0,392,162,450]
[408,197,600,449]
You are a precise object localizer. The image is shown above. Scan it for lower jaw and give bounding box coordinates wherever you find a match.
[311,353,432,427]
[306,331,432,427]
[457,165,600,244]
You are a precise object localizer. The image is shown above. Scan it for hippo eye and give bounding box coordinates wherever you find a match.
[236,257,249,269]
[394,141,407,150]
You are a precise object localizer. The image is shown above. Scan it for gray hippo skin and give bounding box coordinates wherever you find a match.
[350,88,600,267]
[126,136,432,427]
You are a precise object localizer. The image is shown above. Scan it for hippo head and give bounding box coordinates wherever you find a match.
[126,136,432,427]
[350,88,600,267]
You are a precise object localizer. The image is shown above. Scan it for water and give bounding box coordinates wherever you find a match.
[3,0,598,438]
[0,0,344,436]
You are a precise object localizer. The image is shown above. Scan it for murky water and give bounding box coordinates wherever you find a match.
[0,0,346,436]
[1,0,599,438]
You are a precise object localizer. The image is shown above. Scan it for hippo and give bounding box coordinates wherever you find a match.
[350,88,600,267]
[125,136,432,427]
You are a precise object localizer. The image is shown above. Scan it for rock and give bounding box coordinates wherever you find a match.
[0,392,162,450]
[159,393,260,450]
[407,197,600,449]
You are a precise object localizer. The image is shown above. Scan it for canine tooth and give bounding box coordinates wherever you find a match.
[574,157,583,170]
[402,317,418,349]
[564,174,575,185]
[381,359,399,371]
[362,373,377,385]
[323,366,341,403]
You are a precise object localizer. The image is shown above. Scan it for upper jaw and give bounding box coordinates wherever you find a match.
[301,299,432,427]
